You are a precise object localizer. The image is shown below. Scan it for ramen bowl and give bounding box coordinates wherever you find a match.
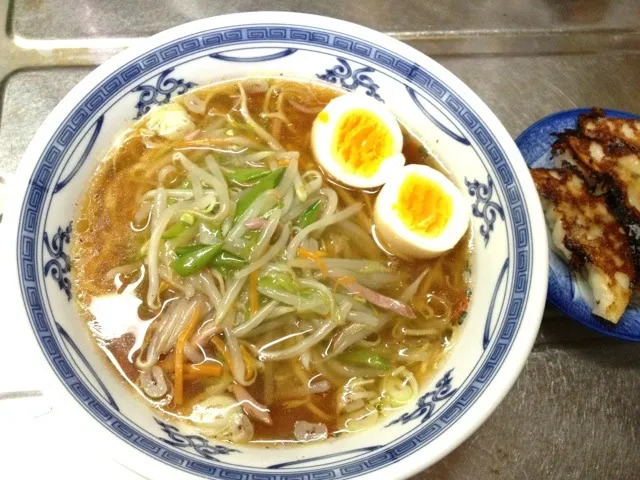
[4,12,547,479]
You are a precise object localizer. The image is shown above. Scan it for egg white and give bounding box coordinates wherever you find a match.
[311,93,405,189]
[374,164,470,259]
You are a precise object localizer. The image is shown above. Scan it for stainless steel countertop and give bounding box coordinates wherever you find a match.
[1,1,639,478]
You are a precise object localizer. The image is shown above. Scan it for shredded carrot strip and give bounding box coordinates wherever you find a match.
[249,271,259,315]
[211,336,232,366]
[210,336,256,382]
[297,248,328,277]
[174,307,201,406]
[333,275,356,292]
[184,363,223,377]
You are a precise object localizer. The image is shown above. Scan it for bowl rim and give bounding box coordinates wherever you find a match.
[4,11,548,479]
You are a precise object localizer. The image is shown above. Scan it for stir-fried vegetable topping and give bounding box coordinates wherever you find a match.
[296,199,323,228]
[170,244,223,277]
[174,244,206,257]
[225,167,271,184]
[162,213,196,239]
[235,167,285,218]
[341,349,390,370]
[212,251,248,268]
[75,80,471,446]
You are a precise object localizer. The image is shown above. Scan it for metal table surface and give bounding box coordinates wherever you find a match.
[1,1,639,479]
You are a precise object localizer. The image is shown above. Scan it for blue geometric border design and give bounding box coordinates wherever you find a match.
[17,23,532,479]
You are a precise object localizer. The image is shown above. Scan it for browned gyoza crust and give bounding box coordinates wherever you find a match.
[555,112,640,279]
[564,133,639,219]
[551,133,596,185]
[530,168,635,284]
[573,110,640,225]
[530,167,634,322]
[579,108,640,151]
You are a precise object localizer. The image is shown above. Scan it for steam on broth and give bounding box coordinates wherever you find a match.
[71,79,472,445]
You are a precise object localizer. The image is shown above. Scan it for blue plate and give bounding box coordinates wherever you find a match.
[516,108,640,341]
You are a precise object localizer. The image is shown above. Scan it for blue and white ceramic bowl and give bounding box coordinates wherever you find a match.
[4,12,547,479]
[517,108,640,341]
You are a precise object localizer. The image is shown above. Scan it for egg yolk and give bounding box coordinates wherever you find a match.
[331,110,393,177]
[394,173,452,237]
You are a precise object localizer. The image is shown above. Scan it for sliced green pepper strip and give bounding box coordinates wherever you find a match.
[174,244,206,257]
[234,168,285,219]
[162,213,196,239]
[170,244,223,277]
[215,265,236,279]
[225,167,270,184]
[211,251,247,269]
[162,222,188,239]
[341,349,390,370]
[296,199,323,228]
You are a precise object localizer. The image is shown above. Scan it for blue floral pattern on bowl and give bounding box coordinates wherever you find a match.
[317,57,383,101]
[43,222,72,300]
[387,370,457,426]
[155,419,239,459]
[132,67,196,118]
[465,175,505,246]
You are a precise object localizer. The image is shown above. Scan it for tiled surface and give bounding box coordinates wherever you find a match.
[440,53,640,138]
[11,0,640,39]
[0,68,92,176]
[1,1,639,479]
[426,343,640,479]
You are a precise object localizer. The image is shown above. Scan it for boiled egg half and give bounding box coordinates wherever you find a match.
[374,164,470,258]
[311,93,405,188]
